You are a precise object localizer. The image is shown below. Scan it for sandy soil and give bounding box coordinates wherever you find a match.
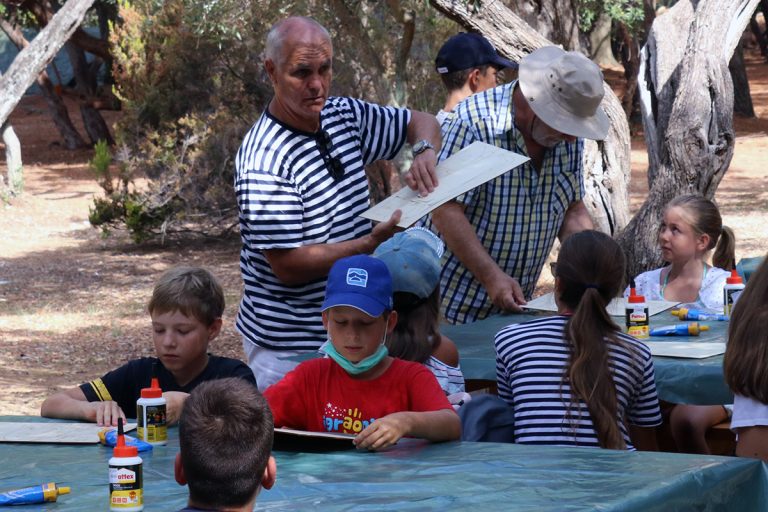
[1,52,766,416]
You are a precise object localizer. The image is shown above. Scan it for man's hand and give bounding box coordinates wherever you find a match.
[486,272,527,312]
[89,400,127,427]
[353,412,410,451]
[365,209,402,252]
[403,149,438,197]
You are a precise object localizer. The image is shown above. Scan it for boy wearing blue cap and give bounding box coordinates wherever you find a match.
[264,255,460,451]
[435,32,518,126]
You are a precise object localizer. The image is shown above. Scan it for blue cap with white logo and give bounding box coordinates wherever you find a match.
[322,255,393,317]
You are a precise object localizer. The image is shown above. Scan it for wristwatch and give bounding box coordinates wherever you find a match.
[412,139,435,156]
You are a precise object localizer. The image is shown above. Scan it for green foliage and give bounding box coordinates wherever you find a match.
[579,0,645,34]
[91,140,112,175]
[95,0,458,242]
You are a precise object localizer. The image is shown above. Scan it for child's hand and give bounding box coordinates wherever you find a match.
[163,391,190,425]
[89,401,126,427]
[353,412,410,451]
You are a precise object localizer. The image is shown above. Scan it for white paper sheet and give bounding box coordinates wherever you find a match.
[0,421,136,444]
[642,341,726,359]
[523,292,679,317]
[360,141,529,228]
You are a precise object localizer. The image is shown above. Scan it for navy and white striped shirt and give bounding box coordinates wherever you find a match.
[234,97,410,351]
[495,315,661,449]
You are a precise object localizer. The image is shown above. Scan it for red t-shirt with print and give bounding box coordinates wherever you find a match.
[264,357,452,435]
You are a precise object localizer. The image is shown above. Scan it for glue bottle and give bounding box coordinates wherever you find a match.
[723,269,745,316]
[109,418,143,511]
[625,281,649,339]
[136,364,167,445]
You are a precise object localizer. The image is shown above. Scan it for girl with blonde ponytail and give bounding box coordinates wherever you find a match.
[494,230,661,449]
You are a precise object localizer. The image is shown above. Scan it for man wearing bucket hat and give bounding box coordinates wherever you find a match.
[420,45,609,324]
[434,33,518,127]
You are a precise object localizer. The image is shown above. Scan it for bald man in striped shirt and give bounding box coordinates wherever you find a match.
[234,16,441,389]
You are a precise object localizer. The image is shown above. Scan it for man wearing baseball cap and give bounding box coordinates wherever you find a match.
[421,46,609,324]
[435,33,518,127]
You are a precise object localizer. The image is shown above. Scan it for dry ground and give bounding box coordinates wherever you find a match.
[1,54,767,416]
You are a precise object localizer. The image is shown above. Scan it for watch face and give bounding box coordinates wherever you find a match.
[413,140,433,155]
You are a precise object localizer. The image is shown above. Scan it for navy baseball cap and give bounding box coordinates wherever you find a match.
[322,255,393,317]
[435,33,518,74]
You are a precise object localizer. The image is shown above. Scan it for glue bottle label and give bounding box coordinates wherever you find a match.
[626,306,649,339]
[109,463,143,509]
[724,289,743,316]
[137,404,167,443]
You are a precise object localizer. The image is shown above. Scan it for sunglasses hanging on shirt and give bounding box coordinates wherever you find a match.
[315,129,345,182]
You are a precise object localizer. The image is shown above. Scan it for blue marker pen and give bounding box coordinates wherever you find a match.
[0,482,70,505]
[671,307,729,322]
[650,322,710,336]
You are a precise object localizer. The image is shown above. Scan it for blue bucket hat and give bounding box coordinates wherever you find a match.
[322,255,393,317]
[373,228,444,300]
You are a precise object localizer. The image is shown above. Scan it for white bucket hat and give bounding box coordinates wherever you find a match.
[518,46,610,140]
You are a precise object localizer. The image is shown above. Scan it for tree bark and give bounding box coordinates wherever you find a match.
[730,41,756,117]
[0,0,97,127]
[2,122,23,196]
[429,0,632,236]
[589,11,620,67]
[622,0,759,278]
[0,18,88,149]
[503,0,584,52]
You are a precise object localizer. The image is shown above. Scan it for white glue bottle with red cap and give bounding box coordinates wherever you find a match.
[723,268,745,317]
[136,363,167,445]
[626,280,649,339]
[109,418,144,511]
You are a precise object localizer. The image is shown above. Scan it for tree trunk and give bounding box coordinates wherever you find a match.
[621,0,758,278]
[429,0,632,236]
[615,22,641,120]
[730,41,756,117]
[503,0,584,52]
[0,19,88,149]
[2,122,23,196]
[589,11,620,67]
[66,41,114,144]
[0,0,97,127]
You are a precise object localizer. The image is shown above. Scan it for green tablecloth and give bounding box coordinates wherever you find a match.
[1,417,766,511]
[442,312,732,405]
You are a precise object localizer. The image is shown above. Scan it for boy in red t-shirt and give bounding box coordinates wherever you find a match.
[264,255,460,451]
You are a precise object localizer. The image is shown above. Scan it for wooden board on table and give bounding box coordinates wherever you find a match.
[360,142,529,228]
[642,341,726,359]
[0,421,136,444]
[523,292,679,317]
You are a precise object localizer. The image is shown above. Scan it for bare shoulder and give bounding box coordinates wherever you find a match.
[431,334,460,367]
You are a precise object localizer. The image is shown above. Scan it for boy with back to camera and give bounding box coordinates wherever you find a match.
[264,255,461,451]
[41,266,256,426]
[175,378,276,512]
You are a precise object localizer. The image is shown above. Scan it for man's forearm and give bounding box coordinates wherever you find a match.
[406,110,442,152]
[431,201,502,288]
[558,200,594,241]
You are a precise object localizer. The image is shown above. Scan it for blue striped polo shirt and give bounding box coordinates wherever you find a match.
[234,97,410,351]
[495,315,662,449]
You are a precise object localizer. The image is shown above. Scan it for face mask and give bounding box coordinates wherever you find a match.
[530,116,563,148]
[320,335,389,375]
